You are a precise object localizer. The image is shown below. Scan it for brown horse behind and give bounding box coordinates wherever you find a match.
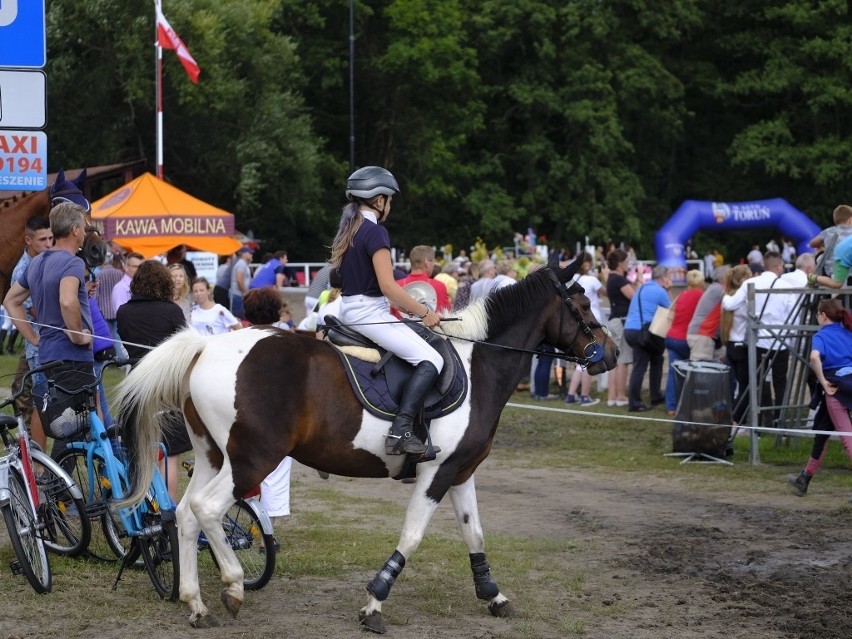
[0,169,104,298]
[0,190,50,299]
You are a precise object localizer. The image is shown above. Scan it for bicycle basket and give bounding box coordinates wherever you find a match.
[39,367,97,440]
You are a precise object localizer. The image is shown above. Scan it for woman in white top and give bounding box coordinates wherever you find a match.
[565,253,607,405]
[721,264,757,424]
[190,277,242,335]
[168,263,192,322]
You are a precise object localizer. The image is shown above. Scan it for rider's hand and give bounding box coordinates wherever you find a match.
[422,309,442,328]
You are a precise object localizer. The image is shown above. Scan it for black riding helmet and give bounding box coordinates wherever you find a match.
[345,166,400,200]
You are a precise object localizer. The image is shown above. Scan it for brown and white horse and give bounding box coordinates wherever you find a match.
[113,260,618,632]
[0,169,104,298]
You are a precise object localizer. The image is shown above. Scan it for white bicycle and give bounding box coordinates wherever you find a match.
[0,362,91,593]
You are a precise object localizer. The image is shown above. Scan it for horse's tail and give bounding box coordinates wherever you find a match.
[113,328,207,509]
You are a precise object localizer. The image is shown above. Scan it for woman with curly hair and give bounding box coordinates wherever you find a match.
[116,259,189,501]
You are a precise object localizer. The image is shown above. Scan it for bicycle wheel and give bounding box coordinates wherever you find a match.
[138,499,180,600]
[32,451,91,557]
[214,499,276,591]
[56,447,134,562]
[1,467,51,593]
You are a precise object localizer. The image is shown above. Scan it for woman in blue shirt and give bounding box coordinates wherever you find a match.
[329,167,443,457]
[623,265,671,412]
[788,298,852,495]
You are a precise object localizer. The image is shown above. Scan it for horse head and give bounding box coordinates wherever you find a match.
[50,168,107,269]
[544,259,619,375]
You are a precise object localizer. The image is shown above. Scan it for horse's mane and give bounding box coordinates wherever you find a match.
[439,268,556,342]
[1,190,42,211]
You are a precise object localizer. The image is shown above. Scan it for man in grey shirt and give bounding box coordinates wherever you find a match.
[229,246,254,319]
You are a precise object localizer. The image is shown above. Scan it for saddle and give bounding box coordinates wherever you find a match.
[322,316,469,480]
[322,315,468,420]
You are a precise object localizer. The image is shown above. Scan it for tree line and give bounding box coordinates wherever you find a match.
[44,0,852,261]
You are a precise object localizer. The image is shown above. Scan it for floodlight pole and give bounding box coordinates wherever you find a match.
[349,0,355,171]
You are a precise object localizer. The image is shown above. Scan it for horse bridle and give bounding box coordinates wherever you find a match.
[49,188,108,269]
[439,270,608,366]
[543,269,607,366]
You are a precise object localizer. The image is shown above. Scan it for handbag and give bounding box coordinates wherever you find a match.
[649,297,675,338]
[637,287,666,354]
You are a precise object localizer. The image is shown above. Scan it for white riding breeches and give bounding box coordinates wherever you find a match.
[340,295,443,372]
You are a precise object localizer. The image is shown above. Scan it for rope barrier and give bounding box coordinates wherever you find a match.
[11,317,154,351]
[504,401,852,439]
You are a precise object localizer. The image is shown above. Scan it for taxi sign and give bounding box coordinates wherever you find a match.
[0,131,47,190]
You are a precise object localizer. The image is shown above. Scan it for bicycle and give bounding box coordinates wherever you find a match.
[0,362,91,593]
[182,458,276,590]
[50,359,180,600]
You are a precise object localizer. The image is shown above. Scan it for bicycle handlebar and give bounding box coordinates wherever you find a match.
[49,357,139,397]
[0,360,64,410]
[1,357,140,409]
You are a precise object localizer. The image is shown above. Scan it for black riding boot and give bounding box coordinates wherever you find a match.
[786,470,812,497]
[5,329,18,354]
[386,361,439,456]
[0,329,7,354]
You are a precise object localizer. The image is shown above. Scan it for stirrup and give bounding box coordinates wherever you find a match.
[385,431,428,456]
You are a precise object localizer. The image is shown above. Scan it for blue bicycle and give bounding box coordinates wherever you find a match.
[50,359,179,600]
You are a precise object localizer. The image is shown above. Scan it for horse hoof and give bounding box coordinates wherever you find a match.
[488,600,515,618]
[190,614,220,629]
[221,590,243,618]
[359,610,386,634]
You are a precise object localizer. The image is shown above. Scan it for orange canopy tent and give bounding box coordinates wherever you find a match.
[90,172,243,258]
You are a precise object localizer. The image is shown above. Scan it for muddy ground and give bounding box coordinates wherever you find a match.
[1,452,851,639]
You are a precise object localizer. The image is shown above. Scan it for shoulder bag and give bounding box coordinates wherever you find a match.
[638,287,666,354]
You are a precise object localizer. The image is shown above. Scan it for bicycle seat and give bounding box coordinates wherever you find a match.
[0,415,17,430]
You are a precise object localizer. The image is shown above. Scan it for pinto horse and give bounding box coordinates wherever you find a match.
[0,169,105,298]
[113,260,618,632]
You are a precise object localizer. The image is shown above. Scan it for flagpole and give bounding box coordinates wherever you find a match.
[155,0,164,180]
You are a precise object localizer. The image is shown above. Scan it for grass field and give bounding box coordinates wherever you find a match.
[0,352,850,638]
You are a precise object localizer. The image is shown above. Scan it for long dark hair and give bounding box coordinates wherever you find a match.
[606,249,628,271]
[329,194,387,268]
[818,298,852,330]
[329,201,364,269]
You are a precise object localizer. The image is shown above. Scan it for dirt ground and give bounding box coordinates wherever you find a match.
[2,454,851,639]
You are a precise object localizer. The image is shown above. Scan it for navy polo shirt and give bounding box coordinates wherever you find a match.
[340,217,391,297]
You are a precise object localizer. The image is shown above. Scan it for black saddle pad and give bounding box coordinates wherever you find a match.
[325,317,468,421]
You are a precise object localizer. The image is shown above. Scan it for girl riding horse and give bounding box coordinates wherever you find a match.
[330,166,444,457]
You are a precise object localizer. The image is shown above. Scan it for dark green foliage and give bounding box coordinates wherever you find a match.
[42,0,852,258]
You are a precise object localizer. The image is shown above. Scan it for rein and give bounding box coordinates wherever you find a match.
[440,271,607,365]
[324,269,608,366]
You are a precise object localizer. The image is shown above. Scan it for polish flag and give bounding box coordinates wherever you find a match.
[156,5,201,84]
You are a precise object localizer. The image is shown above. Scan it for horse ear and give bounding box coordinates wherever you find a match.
[73,168,87,187]
[546,251,560,269]
[557,257,581,283]
[54,168,65,185]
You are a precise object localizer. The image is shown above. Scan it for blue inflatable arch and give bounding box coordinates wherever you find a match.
[655,198,821,281]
